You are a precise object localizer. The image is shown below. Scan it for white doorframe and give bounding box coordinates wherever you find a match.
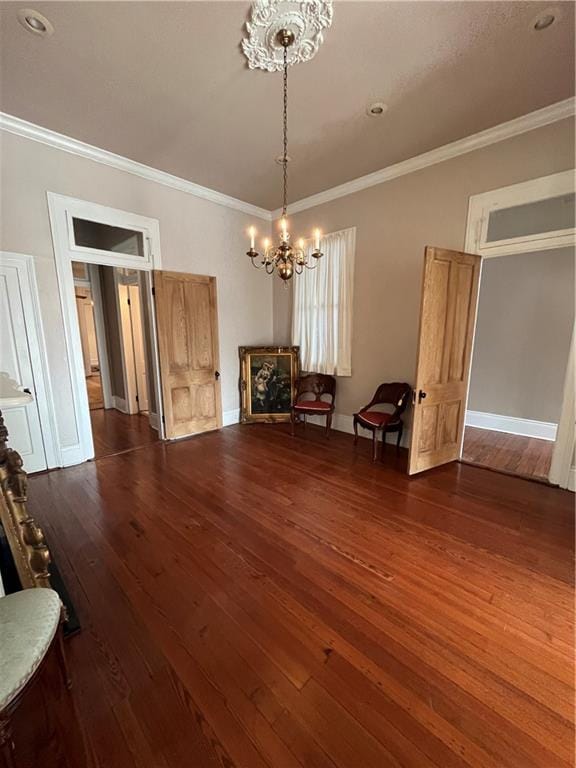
[47,193,164,463]
[0,252,61,468]
[141,272,163,433]
[463,170,576,488]
[549,327,575,490]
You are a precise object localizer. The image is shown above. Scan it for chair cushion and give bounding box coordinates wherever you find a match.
[294,400,333,411]
[357,410,398,427]
[0,588,61,710]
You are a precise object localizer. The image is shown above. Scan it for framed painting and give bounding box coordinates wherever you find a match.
[239,346,300,423]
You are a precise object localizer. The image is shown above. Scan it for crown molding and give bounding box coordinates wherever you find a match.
[1,98,573,222]
[272,97,576,217]
[0,112,272,221]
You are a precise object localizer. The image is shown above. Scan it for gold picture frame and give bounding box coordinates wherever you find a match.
[0,412,52,591]
[239,346,300,423]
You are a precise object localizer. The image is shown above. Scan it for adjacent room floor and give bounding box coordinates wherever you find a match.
[89,408,158,459]
[28,424,573,768]
[86,374,104,410]
[461,425,554,482]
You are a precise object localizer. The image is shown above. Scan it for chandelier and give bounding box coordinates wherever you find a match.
[246,29,323,282]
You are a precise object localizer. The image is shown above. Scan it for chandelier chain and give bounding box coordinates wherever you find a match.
[244,29,323,282]
[282,43,288,218]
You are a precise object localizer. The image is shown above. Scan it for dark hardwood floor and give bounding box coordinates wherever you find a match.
[29,424,574,768]
[462,426,554,481]
[90,408,158,459]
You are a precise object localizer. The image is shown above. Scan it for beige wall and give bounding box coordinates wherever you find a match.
[273,118,575,424]
[0,131,273,451]
[468,247,574,424]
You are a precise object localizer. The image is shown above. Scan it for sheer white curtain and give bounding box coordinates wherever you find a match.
[292,227,355,376]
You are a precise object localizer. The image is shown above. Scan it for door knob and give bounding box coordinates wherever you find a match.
[214,371,220,380]
[418,389,427,403]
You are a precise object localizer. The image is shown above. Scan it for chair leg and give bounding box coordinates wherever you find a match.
[372,430,378,462]
[353,418,358,445]
[326,412,332,438]
[397,424,403,453]
[291,409,295,436]
[303,414,306,432]
[380,430,386,462]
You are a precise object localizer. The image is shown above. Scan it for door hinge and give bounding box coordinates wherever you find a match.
[152,286,156,296]
[127,297,131,306]
[135,394,139,402]
[161,414,165,424]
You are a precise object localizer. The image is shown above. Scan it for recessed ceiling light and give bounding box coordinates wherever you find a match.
[366,102,388,117]
[17,8,54,37]
[534,13,555,30]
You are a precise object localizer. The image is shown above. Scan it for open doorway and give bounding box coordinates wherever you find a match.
[72,260,159,459]
[462,247,574,481]
[461,170,575,485]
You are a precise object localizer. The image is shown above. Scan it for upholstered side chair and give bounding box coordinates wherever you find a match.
[291,373,336,438]
[353,382,412,461]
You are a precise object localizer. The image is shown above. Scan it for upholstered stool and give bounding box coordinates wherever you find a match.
[0,589,86,768]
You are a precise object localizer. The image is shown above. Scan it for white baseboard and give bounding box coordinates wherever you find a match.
[226,407,411,446]
[111,395,129,414]
[567,467,576,492]
[465,410,557,441]
[149,411,159,431]
[223,408,240,427]
[306,411,411,448]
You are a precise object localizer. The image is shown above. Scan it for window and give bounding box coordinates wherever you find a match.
[486,193,575,242]
[465,170,575,256]
[72,218,145,257]
[292,227,355,376]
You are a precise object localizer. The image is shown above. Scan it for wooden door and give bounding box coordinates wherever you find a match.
[408,247,481,475]
[153,271,222,438]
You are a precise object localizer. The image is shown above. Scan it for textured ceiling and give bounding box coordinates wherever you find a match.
[0,1,574,209]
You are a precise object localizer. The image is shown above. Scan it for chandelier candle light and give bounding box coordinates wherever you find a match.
[246,29,323,282]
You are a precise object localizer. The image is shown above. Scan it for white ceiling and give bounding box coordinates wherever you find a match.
[0,1,574,210]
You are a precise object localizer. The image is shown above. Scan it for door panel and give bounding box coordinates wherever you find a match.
[0,266,47,473]
[154,271,221,439]
[408,247,481,475]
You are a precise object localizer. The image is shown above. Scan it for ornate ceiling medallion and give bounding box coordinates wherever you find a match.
[242,0,333,72]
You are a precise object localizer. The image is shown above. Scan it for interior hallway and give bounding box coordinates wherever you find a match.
[89,408,158,459]
[86,374,104,410]
[461,426,554,482]
[28,424,574,768]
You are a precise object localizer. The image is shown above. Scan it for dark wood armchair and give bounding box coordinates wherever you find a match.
[353,382,411,461]
[291,373,336,438]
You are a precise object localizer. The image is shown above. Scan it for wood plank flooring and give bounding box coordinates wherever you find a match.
[462,426,553,481]
[28,424,574,768]
[90,408,158,459]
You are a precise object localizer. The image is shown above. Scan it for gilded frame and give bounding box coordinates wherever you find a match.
[239,346,300,423]
[0,413,52,591]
